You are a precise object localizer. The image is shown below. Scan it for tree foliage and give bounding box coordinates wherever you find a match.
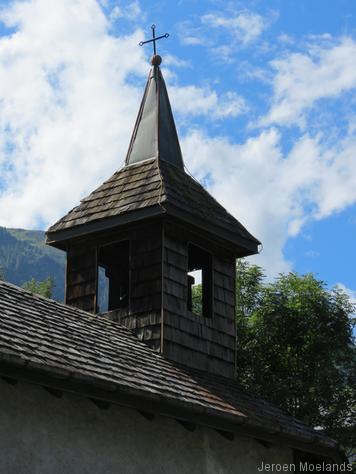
[191,284,203,315]
[22,277,54,299]
[235,259,355,446]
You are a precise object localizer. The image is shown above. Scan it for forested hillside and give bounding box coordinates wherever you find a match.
[0,227,65,301]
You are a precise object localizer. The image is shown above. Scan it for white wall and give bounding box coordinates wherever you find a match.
[0,378,294,474]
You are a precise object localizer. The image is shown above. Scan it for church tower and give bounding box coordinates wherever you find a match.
[46,51,260,379]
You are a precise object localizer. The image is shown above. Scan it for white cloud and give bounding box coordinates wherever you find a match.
[262,37,356,126]
[182,125,356,275]
[202,10,270,45]
[0,0,246,231]
[177,20,207,47]
[1,0,356,281]
[335,283,356,306]
[0,0,147,228]
[170,86,248,119]
[162,54,191,69]
[109,1,141,22]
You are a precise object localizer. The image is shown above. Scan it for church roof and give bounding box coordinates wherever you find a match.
[47,158,259,255]
[0,280,341,458]
[46,59,260,256]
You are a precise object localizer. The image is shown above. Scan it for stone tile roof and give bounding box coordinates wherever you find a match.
[0,280,338,455]
[47,159,259,254]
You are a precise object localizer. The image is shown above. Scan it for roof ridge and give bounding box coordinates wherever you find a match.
[156,158,168,205]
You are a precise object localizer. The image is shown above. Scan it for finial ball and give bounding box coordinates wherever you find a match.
[150,54,162,66]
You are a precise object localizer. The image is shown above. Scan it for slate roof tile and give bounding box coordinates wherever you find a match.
[0,280,338,453]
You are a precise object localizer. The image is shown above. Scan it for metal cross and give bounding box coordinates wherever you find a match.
[139,24,169,56]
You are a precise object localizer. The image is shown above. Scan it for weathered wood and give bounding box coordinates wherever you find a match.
[133,324,162,342]
[216,430,235,441]
[165,248,187,268]
[163,293,187,314]
[63,214,238,378]
[66,245,97,313]
[131,264,161,283]
[67,282,96,299]
[164,340,234,378]
[164,264,187,285]
[132,236,162,253]
[67,270,96,286]
[215,300,234,318]
[118,312,161,330]
[131,294,162,313]
[163,326,235,362]
[213,259,235,277]
[67,294,95,312]
[131,248,162,268]
[164,235,186,256]
[214,285,235,305]
[177,420,196,432]
[165,311,235,342]
[214,272,235,291]
[131,280,162,298]
[160,222,237,377]
[163,279,186,299]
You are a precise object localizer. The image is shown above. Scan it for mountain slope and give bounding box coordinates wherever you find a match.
[0,227,65,301]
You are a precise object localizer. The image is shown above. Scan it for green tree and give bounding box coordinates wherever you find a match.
[22,277,54,299]
[235,260,355,441]
[191,284,203,315]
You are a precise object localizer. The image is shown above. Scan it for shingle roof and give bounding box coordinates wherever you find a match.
[47,60,260,254]
[47,158,260,254]
[0,280,339,456]
[47,159,161,233]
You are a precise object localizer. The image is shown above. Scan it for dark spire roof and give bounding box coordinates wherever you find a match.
[125,56,184,169]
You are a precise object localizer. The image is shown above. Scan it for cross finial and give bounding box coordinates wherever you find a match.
[139,24,169,59]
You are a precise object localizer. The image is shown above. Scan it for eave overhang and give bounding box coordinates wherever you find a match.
[0,358,344,462]
[46,202,259,257]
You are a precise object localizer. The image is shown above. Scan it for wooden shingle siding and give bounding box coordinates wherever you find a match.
[164,311,235,342]
[214,286,235,305]
[127,223,163,349]
[164,341,234,378]
[62,219,237,375]
[161,223,236,377]
[66,245,97,312]
[164,325,235,362]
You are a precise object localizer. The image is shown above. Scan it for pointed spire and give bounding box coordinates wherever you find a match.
[125,55,184,169]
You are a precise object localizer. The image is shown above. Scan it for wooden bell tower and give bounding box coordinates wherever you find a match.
[46,53,260,379]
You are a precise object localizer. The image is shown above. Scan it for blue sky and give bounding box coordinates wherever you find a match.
[0,0,355,299]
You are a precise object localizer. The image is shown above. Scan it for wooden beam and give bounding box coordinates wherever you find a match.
[177,420,196,432]
[216,429,234,441]
[43,387,63,398]
[1,376,18,385]
[137,410,155,421]
[91,398,110,410]
[256,439,271,449]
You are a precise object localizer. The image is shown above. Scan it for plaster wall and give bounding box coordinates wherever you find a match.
[0,379,294,474]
